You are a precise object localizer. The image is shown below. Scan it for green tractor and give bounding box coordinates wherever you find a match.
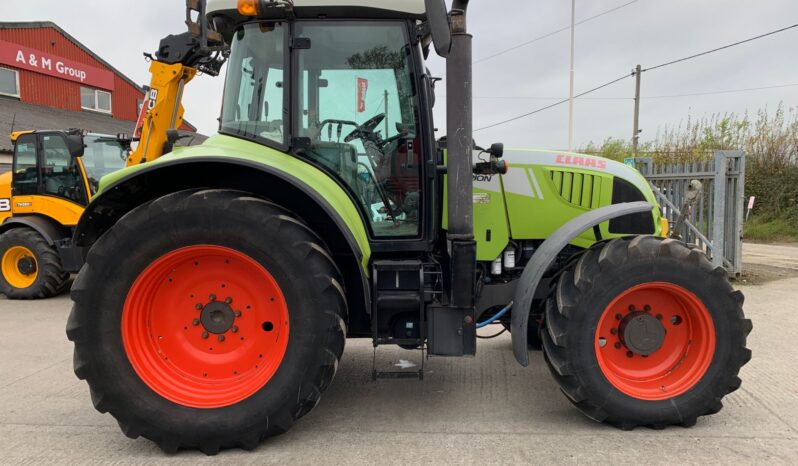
[67,0,751,454]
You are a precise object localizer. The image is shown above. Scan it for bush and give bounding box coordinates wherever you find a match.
[581,104,798,230]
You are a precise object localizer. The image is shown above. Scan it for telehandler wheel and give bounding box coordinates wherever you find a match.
[541,236,752,429]
[67,189,347,455]
[0,228,69,299]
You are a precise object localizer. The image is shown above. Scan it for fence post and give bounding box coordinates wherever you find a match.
[635,157,653,176]
[733,151,745,275]
[711,151,728,268]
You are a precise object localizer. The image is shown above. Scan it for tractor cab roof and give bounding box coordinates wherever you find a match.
[206,0,427,20]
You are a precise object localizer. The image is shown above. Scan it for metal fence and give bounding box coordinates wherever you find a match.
[631,151,745,276]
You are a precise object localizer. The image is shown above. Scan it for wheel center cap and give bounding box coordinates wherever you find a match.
[200,301,235,334]
[619,311,666,356]
[17,257,36,276]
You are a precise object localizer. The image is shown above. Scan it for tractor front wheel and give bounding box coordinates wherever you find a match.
[541,236,752,429]
[67,190,347,454]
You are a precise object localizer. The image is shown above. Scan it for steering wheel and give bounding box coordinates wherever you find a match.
[343,113,386,143]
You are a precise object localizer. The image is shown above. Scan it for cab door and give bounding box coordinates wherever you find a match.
[11,132,88,227]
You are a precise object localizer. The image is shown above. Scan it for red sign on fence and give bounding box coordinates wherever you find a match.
[0,40,115,90]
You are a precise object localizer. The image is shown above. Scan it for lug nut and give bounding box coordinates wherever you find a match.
[192,319,200,326]
[235,310,242,317]
[218,335,225,342]
[614,342,622,349]
[225,297,233,304]
[644,305,651,312]
[201,331,209,339]
[231,326,238,333]
[610,328,617,335]
[615,313,622,320]
[628,305,635,311]
[626,351,634,358]
[209,294,216,302]
[195,303,203,310]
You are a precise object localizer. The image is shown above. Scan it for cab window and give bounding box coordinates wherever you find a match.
[294,21,422,238]
[221,23,285,147]
[41,134,86,204]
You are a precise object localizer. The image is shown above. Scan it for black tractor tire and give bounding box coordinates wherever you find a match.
[0,227,69,299]
[67,189,347,454]
[541,236,752,429]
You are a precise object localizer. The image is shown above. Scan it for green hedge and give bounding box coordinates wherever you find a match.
[745,165,798,222]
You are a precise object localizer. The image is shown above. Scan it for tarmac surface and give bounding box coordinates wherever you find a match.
[0,243,797,465]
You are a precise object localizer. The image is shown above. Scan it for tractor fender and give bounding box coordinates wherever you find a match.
[0,215,70,245]
[511,201,654,366]
[74,157,372,320]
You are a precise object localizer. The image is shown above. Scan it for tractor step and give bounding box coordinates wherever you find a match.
[371,260,427,380]
[371,345,425,381]
[371,260,425,348]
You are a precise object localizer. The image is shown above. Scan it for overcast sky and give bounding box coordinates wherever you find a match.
[5,0,798,150]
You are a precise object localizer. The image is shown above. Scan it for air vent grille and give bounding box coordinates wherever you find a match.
[550,170,602,209]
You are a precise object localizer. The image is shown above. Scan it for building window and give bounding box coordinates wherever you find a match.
[0,67,20,98]
[80,86,112,113]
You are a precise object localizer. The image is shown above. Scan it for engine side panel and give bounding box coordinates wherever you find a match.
[498,150,661,248]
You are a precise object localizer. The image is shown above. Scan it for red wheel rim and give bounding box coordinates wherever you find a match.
[122,245,289,408]
[595,282,715,401]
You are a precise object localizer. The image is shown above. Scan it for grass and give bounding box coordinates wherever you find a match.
[743,217,798,243]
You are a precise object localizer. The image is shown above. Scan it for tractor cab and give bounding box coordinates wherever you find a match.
[212,0,435,242]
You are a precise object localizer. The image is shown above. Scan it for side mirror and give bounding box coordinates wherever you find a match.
[424,0,451,58]
[166,129,181,146]
[65,133,85,158]
[488,142,504,158]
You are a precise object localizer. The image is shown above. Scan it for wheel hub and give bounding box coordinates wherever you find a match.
[17,257,37,276]
[619,311,665,356]
[200,301,235,334]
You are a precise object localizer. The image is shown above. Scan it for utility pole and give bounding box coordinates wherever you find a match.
[567,0,576,151]
[632,64,641,155]
[384,89,389,137]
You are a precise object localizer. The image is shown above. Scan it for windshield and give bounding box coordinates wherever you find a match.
[81,135,128,194]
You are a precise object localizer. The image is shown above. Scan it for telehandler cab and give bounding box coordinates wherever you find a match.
[67,0,752,454]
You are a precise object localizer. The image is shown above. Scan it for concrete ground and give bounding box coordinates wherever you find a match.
[1,244,797,465]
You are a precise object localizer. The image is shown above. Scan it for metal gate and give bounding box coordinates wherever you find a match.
[630,151,746,276]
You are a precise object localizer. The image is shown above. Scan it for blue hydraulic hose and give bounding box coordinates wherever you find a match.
[476,301,514,329]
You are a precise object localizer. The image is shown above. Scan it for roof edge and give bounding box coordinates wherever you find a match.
[0,21,145,94]
[0,21,201,133]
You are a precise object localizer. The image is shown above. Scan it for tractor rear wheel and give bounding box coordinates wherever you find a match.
[541,236,752,429]
[0,227,69,299]
[67,189,347,454]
